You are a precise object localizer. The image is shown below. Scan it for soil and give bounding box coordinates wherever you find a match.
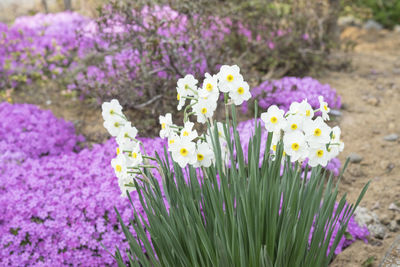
[7,26,400,266]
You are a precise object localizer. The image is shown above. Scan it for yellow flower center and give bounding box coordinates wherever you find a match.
[237,87,244,95]
[132,152,137,159]
[115,165,122,172]
[116,147,120,155]
[109,109,114,115]
[180,148,188,156]
[169,139,175,145]
[161,123,166,129]
[114,122,120,128]
[201,107,207,114]
[314,128,321,136]
[317,150,324,157]
[206,83,213,92]
[227,74,234,82]
[184,84,189,90]
[291,124,297,130]
[197,154,204,161]
[124,132,129,138]
[332,134,336,140]
[177,93,180,100]
[306,110,311,117]
[291,143,299,151]
[272,145,277,151]
[324,105,328,111]
[183,131,189,137]
[270,116,278,124]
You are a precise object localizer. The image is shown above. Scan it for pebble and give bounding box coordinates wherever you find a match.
[366,97,379,106]
[389,203,400,212]
[364,19,383,30]
[329,109,342,117]
[354,207,387,239]
[348,153,363,163]
[388,221,399,232]
[384,134,399,142]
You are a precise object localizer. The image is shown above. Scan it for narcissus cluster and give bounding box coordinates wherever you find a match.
[102,65,343,196]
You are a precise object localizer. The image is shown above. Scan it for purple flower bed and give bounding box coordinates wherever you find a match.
[0,12,92,90]
[0,103,367,266]
[242,77,342,114]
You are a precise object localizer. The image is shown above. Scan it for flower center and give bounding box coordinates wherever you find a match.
[183,131,189,136]
[317,150,324,157]
[237,87,244,95]
[291,143,299,151]
[226,74,233,82]
[115,165,122,172]
[177,93,180,100]
[197,154,204,161]
[270,116,278,124]
[114,122,120,128]
[291,123,297,130]
[110,109,114,115]
[116,147,120,155]
[314,128,321,136]
[169,139,175,145]
[132,152,137,159]
[201,107,207,114]
[332,134,336,140]
[124,132,129,138]
[306,110,311,117]
[324,105,328,111]
[161,123,166,129]
[206,83,213,92]
[184,84,189,90]
[272,145,277,151]
[180,148,188,156]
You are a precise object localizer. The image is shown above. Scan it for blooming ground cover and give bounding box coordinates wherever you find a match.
[0,100,368,265]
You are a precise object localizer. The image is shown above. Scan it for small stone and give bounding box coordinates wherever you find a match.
[393,68,400,75]
[388,122,395,131]
[366,97,379,106]
[348,165,364,177]
[384,134,399,142]
[348,153,363,163]
[389,203,400,212]
[371,202,380,210]
[388,220,399,232]
[338,16,362,27]
[341,103,349,110]
[46,100,52,105]
[364,19,383,30]
[386,163,395,173]
[329,109,342,117]
[369,223,386,239]
[381,213,394,225]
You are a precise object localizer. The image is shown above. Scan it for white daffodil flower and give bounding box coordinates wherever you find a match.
[260,105,287,132]
[192,98,217,124]
[303,117,331,148]
[180,121,198,141]
[170,136,197,168]
[103,117,125,137]
[327,126,344,158]
[217,65,244,93]
[177,74,198,98]
[283,131,308,162]
[229,80,251,105]
[307,145,330,167]
[193,141,214,168]
[199,73,219,101]
[111,153,127,178]
[126,142,143,167]
[159,113,173,139]
[318,96,330,121]
[283,114,304,134]
[289,99,314,119]
[118,173,136,197]
[177,92,186,111]
[167,132,179,152]
[102,99,123,122]
[270,130,282,154]
[116,122,138,146]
